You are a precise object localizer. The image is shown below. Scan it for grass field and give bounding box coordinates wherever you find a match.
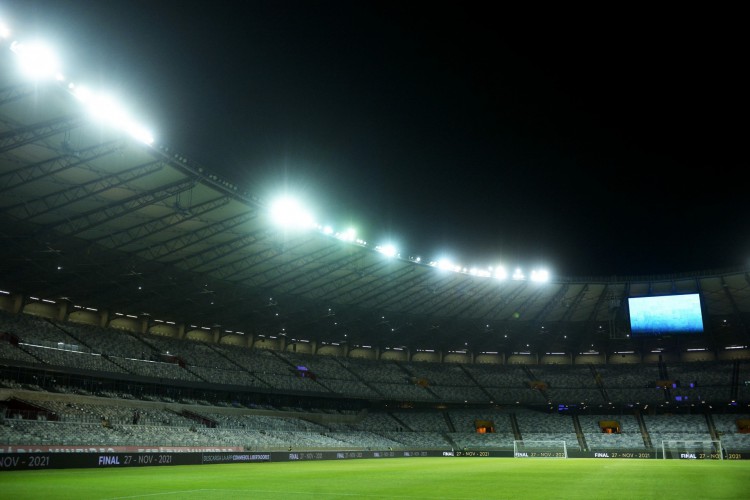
[2,457,749,499]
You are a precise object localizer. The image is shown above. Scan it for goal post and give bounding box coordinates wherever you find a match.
[661,440,723,460]
[513,440,568,458]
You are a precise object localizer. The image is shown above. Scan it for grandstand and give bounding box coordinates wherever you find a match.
[1,7,750,464]
[1,308,749,458]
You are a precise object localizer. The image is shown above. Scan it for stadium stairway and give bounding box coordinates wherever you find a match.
[442,431,458,450]
[388,412,413,432]
[331,357,382,396]
[589,365,610,402]
[443,411,456,432]
[509,413,522,441]
[731,361,740,401]
[705,413,720,441]
[635,410,653,448]
[180,409,217,428]
[458,364,495,401]
[572,414,588,451]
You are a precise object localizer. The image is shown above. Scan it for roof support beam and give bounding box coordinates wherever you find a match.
[0,114,85,153]
[92,195,231,250]
[0,83,36,108]
[135,209,258,261]
[0,139,123,193]
[41,175,194,239]
[5,160,164,220]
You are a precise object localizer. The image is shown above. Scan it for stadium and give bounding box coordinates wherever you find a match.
[1,3,749,498]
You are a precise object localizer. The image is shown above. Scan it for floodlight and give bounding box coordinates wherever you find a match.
[469,268,490,278]
[435,258,454,271]
[530,269,550,282]
[269,197,315,229]
[376,244,397,258]
[70,83,93,103]
[89,94,127,122]
[126,124,154,145]
[72,90,154,144]
[493,266,508,280]
[337,227,356,242]
[0,21,11,39]
[11,40,61,80]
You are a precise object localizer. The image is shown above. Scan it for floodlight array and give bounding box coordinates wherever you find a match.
[1,12,550,283]
[1,17,154,145]
[268,196,550,282]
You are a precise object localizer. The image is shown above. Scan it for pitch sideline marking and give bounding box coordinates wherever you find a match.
[105,488,483,500]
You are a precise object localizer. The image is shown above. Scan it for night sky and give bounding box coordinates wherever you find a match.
[3,1,748,277]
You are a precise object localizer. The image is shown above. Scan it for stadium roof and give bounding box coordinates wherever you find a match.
[1,11,749,356]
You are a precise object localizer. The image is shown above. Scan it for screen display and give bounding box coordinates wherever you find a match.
[627,293,704,336]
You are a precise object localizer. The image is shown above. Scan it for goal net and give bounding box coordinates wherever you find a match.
[513,440,568,458]
[661,440,723,460]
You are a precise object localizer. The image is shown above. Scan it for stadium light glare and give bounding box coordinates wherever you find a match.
[1,21,11,39]
[10,40,62,80]
[435,258,454,271]
[494,266,508,280]
[119,119,154,145]
[433,259,462,273]
[512,267,525,280]
[77,91,155,145]
[70,83,93,102]
[269,196,316,229]
[469,268,491,278]
[337,227,356,242]
[67,85,154,144]
[85,93,131,127]
[376,243,397,258]
[1,15,558,279]
[530,269,550,282]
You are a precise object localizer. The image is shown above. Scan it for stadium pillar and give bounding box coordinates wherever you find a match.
[98,309,109,328]
[212,327,220,344]
[9,292,24,314]
[139,314,150,335]
[56,299,70,322]
[177,323,186,339]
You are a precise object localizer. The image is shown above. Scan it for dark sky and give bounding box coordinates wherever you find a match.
[4,1,748,277]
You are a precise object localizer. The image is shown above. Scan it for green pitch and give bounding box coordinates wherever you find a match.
[2,458,749,499]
